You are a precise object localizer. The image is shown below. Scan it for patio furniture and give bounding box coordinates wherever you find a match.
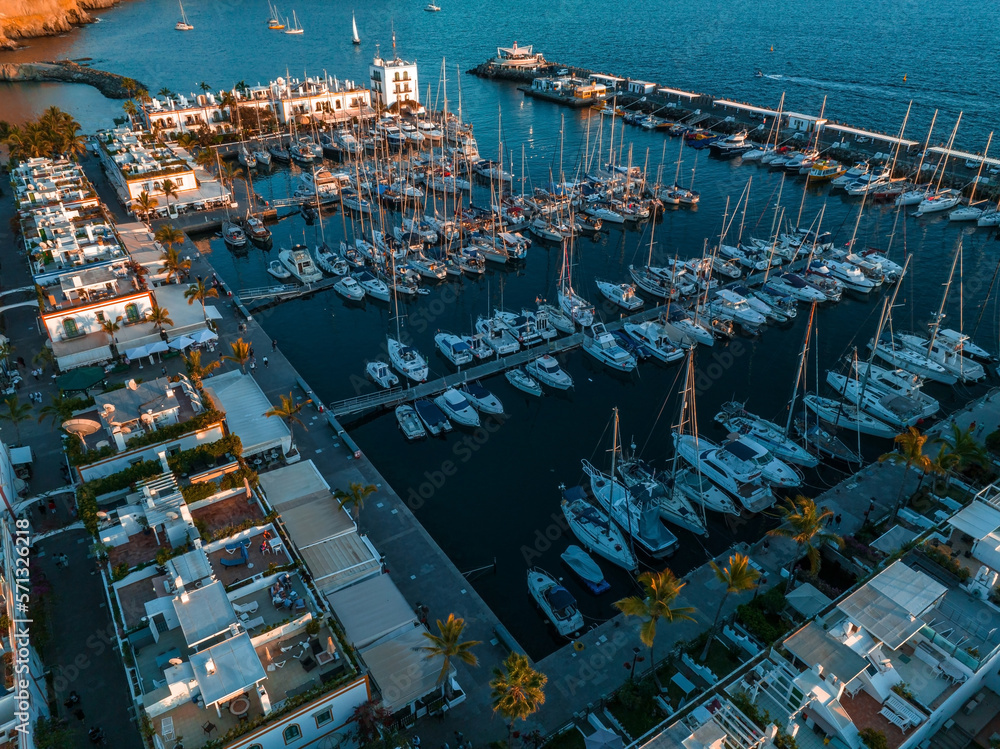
[294,598,306,611]
[268,540,283,555]
[229,696,250,718]
[233,601,259,615]
[220,545,249,568]
[202,721,216,735]
[155,649,182,670]
[225,539,251,555]
[313,636,338,666]
[878,707,911,733]
[160,717,174,742]
[671,671,696,696]
[242,616,265,631]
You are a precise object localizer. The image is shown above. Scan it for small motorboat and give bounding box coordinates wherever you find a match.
[525,355,573,390]
[267,260,292,280]
[460,381,504,415]
[595,279,644,311]
[315,243,347,276]
[527,568,584,637]
[222,220,247,247]
[560,545,610,595]
[506,368,543,397]
[333,276,366,301]
[413,399,452,436]
[395,405,426,441]
[366,361,399,389]
[354,271,390,302]
[435,333,474,366]
[434,388,480,428]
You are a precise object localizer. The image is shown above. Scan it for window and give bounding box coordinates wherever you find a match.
[283,725,302,743]
[248,745,262,749]
[314,708,332,727]
[63,318,79,338]
[124,303,141,323]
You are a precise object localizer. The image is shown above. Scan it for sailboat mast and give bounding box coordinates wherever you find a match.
[785,301,817,435]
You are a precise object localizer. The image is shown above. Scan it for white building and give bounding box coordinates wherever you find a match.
[369,46,419,111]
[142,92,229,136]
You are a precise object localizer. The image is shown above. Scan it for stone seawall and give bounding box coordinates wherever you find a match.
[0,60,140,98]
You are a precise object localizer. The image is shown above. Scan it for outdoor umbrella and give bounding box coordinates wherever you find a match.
[168,336,196,350]
[190,328,219,344]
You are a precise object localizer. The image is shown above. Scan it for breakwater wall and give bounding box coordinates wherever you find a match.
[0,60,142,99]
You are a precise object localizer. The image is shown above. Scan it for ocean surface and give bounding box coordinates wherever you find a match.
[3,0,999,658]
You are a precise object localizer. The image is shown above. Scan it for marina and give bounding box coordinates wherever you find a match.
[4,2,1000,747]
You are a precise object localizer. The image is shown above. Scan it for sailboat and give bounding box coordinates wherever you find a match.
[351,12,361,44]
[387,256,428,383]
[267,1,285,28]
[285,10,304,34]
[175,0,193,30]
[557,239,594,327]
[425,1,442,10]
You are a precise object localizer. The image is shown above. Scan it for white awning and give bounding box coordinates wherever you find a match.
[786,582,833,618]
[203,371,290,456]
[204,305,223,320]
[300,534,381,594]
[327,574,417,649]
[360,625,443,712]
[190,634,266,707]
[948,501,1000,540]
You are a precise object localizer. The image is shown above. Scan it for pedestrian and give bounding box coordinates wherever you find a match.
[762,538,770,554]
[48,499,56,514]
[35,392,42,404]
[74,708,85,722]
[161,366,167,376]
[31,369,38,381]
[835,513,842,527]
[263,356,269,368]
[60,553,69,566]
[250,362,256,374]
[272,339,277,351]
[249,347,255,357]
[412,736,421,748]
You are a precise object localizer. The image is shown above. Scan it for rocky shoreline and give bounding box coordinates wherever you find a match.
[0,59,141,98]
[0,0,127,51]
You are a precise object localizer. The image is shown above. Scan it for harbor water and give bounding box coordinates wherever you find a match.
[3,0,999,659]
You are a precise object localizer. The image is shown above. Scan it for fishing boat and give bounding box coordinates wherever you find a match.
[434,388,480,428]
[803,394,896,439]
[351,11,360,44]
[284,10,304,34]
[366,361,399,389]
[527,568,583,637]
[434,333,474,366]
[266,260,291,280]
[595,279,644,311]
[560,545,610,595]
[395,405,426,440]
[583,323,636,372]
[333,275,365,301]
[807,161,846,181]
[175,0,193,30]
[525,355,573,389]
[243,214,271,244]
[354,271,390,302]
[222,220,247,247]
[506,368,543,396]
[673,433,774,513]
[460,382,504,415]
[413,399,451,436]
[715,401,818,466]
[280,245,323,283]
[561,486,637,571]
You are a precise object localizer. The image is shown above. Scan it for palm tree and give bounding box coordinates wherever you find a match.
[198,81,212,94]
[263,392,307,453]
[0,341,13,365]
[100,316,122,355]
[614,568,695,683]
[182,349,220,387]
[159,246,191,283]
[334,482,377,521]
[38,393,76,429]
[121,77,139,99]
[768,496,844,584]
[194,148,216,172]
[176,132,198,150]
[224,337,252,373]
[700,553,760,661]
[160,178,179,215]
[32,347,55,373]
[154,224,185,254]
[934,423,990,489]
[421,613,480,699]
[147,305,174,334]
[122,99,138,124]
[134,190,159,222]
[218,161,245,192]
[0,397,33,444]
[184,278,219,323]
[490,652,547,737]
[880,427,940,522]
[157,87,174,98]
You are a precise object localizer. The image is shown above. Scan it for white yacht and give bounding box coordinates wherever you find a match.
[387,337,429,382]
[280,245,323,283]
[673,433,774,513]
[671,468,740,516]
[595,279,644,311]
[461,334,495,361]
[708,289,767,329]
[803,395,896,439]
[768,273,827,303]
[896,331,985,383]
[434,388,480,428]
[915,189,962,216]
[848,361,939,419]
[333,276,365,301]
[366,361,399,389]
[476,315,520,355]
[724,436,802,488]
[526,355,573,390]
[353,271,390,302]
[869,337,958,385]
[527,568,584,637]
[616,458,707,536]
[825,371,926,429]
[314,243,346,276]
[559,288,595,327]
[561,486,637,571]
[581,459,678,558]
[395,405,426,440]
[538,303,576,334]
[434,333,474,366]
[506,368,543,396]
[460,382,504,415]
[583,323,636,372]
[714,402,819,467]
[824,259,875,294]
[623,320,685,363]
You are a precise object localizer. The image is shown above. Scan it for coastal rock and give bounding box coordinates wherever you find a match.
[0,60,141,98]
[0,0,124,50]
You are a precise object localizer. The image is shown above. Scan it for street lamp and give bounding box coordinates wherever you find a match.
[630,646,643,680]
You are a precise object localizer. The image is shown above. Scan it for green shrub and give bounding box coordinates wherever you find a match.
[168,434,242,475]
[181,481,219,503]
[111,563,130,581]
[859,728,888,749]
